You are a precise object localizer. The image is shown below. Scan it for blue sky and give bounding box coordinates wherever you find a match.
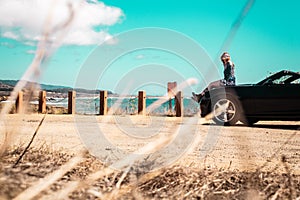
[0,0,299,95]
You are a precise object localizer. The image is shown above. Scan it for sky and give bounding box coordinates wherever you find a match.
[0,0,299,95]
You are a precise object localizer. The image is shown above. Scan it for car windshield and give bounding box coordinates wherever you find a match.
[272,75,293,84]
[291,78,300,84]
[257,70,300,85]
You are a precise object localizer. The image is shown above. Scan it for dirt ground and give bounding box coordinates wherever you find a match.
[0,114,299,199]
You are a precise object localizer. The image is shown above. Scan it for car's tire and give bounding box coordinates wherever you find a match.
[211,94,241,126]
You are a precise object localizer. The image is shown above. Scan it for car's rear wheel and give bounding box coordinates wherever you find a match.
[211,95,241,126]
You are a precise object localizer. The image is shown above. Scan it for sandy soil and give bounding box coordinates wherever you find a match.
[1,114,299,174]
[1,114,300,199]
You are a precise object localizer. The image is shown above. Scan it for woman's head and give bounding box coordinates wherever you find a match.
[221,52,231,63]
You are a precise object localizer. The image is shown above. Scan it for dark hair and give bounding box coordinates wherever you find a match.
[221,52,230,60]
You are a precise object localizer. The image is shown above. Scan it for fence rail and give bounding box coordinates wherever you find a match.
[10,82,191,116]
[12,90,185,117]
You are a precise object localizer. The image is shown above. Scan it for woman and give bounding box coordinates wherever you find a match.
[192,52,236,103]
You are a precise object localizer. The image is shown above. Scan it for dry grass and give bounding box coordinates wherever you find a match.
[1,1,298,200]
[0,146,299,200]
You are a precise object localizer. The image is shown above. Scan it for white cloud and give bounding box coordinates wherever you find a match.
[0,0,124,45]
[2,31,19,40]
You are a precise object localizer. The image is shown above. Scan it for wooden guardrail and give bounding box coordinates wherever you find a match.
[99,90,108,115]
[39,91,46,114]
[138,91,146,115]
[14,82,184,116]
[68,91,76,115]
[175,91,183,117]
[16,91,23,114]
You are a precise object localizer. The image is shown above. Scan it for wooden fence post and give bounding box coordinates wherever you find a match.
[138,91,146,115]
[39,91,46,114]
[99,90,108,115]
[167,82,177,112]
[68,91,76,114]
[16,91,23,114]
[175,91,183,117]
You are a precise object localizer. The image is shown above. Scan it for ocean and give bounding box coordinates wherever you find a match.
[44,97,200,115]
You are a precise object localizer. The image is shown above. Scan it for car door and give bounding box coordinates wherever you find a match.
[252,84,300,118]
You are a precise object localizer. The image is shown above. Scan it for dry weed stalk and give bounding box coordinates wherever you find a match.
[4,1,298,199]
[55,115,204,199]
[0,2,82,199]
[14,114,47,167]
[60,79,200,199]
[0,1,78,158]
[13,150,86,200]
[106,117,204,199]
[281,155,295,200]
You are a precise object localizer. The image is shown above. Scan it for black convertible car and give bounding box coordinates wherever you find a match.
[200,70,300,125]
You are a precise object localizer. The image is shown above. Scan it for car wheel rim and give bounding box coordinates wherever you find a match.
[213,99,236,123]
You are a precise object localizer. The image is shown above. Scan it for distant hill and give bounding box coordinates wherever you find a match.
[0,80,113,95]
[0,81,14,91]
[0,80,71,91]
